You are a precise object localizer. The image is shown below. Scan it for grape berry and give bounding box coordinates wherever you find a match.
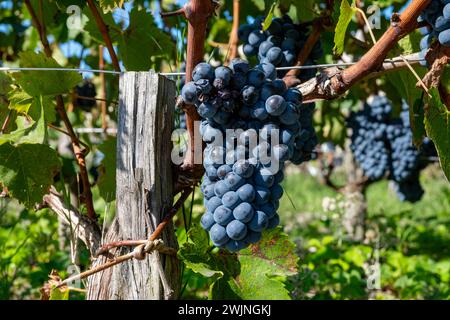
[418,1,450,66]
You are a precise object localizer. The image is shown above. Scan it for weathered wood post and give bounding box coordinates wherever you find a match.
[87,71,180,299]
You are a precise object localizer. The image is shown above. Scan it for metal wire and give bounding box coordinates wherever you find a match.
[0,67,121,75]
[0,57,425,77]
[75,127,117,134]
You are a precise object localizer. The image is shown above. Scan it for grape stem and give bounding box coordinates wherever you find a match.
[296,0,433,102]
[24,0,97,221]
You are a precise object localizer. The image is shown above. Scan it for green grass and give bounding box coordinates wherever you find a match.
[277,164,450,300]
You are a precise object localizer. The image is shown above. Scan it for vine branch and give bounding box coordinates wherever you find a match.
[86,0,121,72]
[175,0,216,191]
[295,0,432,101]
[24,0,97,221]
[43,188,102,256]
[57,188,193,287]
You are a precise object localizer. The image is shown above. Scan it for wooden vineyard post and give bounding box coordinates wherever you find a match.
[87,71,180,299]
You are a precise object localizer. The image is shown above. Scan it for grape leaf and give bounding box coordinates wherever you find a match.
[24,0,59,30]
[49,287,69,300]
[0,143,61,207]
[333,0,356,56]
[180,225,298,300]
[262,2,277,31]
[0,98,57,207]
[117,8,175,71]
[287,0,317,22]
[240,227,298,276]
[233,227,298,299]
[8,89,56,124]
[97,137,116,202]
[178,226,226,278]
[424,89,450,181]
[209,277,242,300]
[389,33,426,145]
[0,72,12,95]
[251,0,265,11]
[13,52,82,96]
[0,97,47,145]
[411,97,426,146]
[8,89,33,114]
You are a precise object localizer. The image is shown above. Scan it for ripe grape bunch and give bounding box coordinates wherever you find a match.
[238,15,323,81]
[180,58,316,251]
[75,80,97,112]
[418,0,450,66]
[348,96,434,202]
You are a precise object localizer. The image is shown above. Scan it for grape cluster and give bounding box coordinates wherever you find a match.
[181,59,317,251]
[75,80,97,112]
[348,95,435,202]
[418,0,450,66]
[238,15,323,81]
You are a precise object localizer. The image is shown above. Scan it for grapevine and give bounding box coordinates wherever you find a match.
[0,0,448,302]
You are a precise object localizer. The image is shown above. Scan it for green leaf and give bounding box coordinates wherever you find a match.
[117,8,175,71]
[0,143,61,207]
[333,0,356,56]
[0,97,47,145]
[178,225,225,278]
[180,226,299,300]
[240,227,298,276]
[8,89,33,114]
[0,72,12,95]
[97,138,117,202]
[251,0,265,11]
[397,33,422,55]
[282,0,316,22]
[13,52,82,96]
[262,2,277,31]
[49,286,69,300]
[8,90,56,124]
[233,227,298,299]
[210,277,242,300]
[424,89,450,181]
[411,97,426,146]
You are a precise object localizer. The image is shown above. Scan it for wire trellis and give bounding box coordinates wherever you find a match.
[0,57,424,77]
